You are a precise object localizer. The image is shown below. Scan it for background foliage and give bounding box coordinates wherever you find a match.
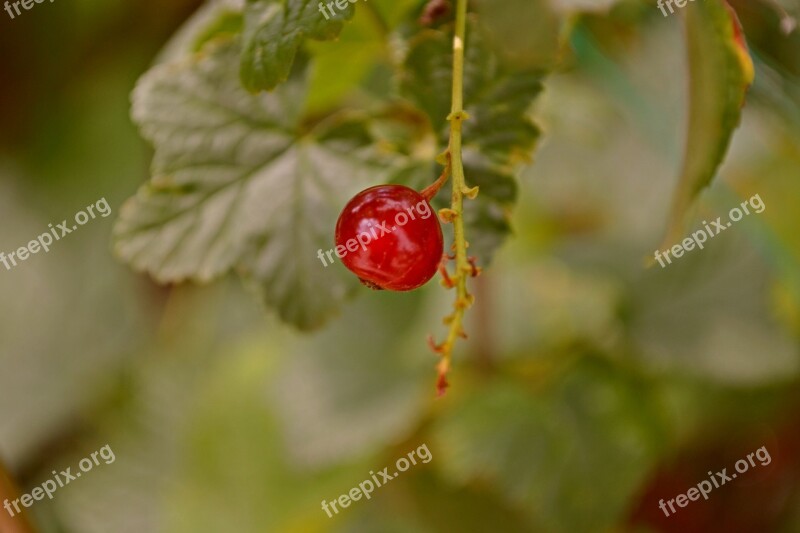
[1,0,800,532]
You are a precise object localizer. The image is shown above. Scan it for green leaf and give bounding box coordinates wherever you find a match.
[432,360,663,532]
[399,21,544,262]
[662,0,753,245]
[303,4,384,114]
[240,0,355,92]
[115,39,406,329]
[400,30,461,131]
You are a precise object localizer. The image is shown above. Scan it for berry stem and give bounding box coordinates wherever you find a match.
[420,157,450,201]
[433,0,476,396]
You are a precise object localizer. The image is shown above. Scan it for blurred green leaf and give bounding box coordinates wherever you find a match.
[432,360,663,532]
[240,0,355,92]
[304,5,385,114]
[662,0,753,245]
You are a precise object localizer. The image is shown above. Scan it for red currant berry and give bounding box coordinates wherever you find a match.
[335,185,444,291]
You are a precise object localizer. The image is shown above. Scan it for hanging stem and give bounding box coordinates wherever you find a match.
[430,0,479,396]
[420,159,451,201]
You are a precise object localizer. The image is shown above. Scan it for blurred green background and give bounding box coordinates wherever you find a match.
[1,0,800,532]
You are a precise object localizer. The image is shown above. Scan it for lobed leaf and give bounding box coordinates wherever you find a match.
[116,39,408,329]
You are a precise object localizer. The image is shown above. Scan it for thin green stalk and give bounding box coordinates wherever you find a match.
[432,0,478,396]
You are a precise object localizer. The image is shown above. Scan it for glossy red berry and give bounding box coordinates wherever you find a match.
[335,185,443,291]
